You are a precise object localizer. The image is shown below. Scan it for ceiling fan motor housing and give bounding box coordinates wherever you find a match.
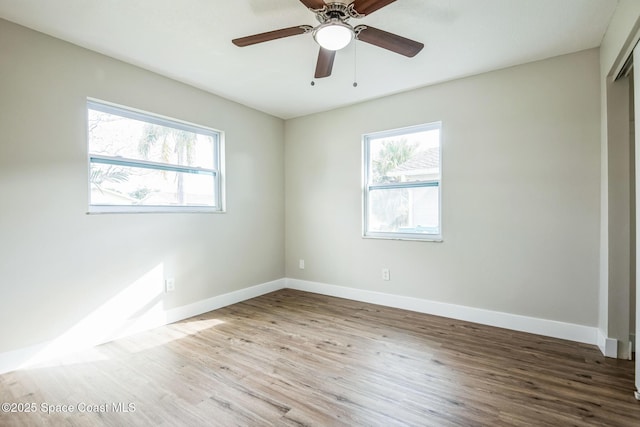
[314,2,364,24]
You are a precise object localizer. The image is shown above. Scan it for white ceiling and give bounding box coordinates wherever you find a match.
[0,0,618,119]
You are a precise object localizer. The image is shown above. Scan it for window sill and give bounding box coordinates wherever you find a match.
[87,206,225,214]
[363,234,443,243]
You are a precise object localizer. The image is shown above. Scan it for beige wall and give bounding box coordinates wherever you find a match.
[285,49,601,327]
[0,19,285,353]
[0,14,616,360]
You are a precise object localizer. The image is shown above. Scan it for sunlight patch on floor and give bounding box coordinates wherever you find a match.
[114,317,227,354]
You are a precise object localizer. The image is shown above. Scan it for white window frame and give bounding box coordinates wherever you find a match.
[362,122,442,241]
[87,99,224,214]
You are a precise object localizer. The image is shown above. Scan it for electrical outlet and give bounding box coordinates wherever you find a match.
[299,259,305,269]
[382,268,390,281]
[165,278,175,292]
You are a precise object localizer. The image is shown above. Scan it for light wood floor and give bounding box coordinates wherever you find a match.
[1,289,639,426]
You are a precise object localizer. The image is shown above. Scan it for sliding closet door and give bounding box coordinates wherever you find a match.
[635,47,640,399]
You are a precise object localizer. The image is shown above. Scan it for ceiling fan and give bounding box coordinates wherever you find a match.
[232,0,424,79]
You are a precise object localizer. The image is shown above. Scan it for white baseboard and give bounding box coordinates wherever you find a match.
[0,276,610,375]
[0,278,284,375]
[286,278,599,347]
[597,329,618,358]
[164,278,284,324]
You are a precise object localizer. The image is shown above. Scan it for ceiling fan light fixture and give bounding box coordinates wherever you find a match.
[313,20,354,51]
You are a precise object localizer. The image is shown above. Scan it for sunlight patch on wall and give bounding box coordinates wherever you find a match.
[22,264,166,369]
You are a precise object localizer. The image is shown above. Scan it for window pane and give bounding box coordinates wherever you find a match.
[368,186,440,235]
[364,122,441,239]
[90,163,216,207]
[88,109,215,169]
[87,100,223,212]
[368,128,440,184]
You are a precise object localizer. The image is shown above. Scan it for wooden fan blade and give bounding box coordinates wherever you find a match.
[352,0,396,16]
[314,47,336,78]
[232,26,310,47]
[357,26,424,57]
[299,0,326,10]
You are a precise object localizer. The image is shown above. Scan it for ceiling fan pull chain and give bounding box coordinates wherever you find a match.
[353,40,358,87]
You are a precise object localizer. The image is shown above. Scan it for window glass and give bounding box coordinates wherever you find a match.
[87,100,223,212]
[364,123,441,240]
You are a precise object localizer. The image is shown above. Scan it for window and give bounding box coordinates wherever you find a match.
[363,122,442,240]
[87,100,223,213]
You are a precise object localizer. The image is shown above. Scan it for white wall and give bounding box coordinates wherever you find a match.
[285,49,601,328]
[600,0,640,77]
[0,19,285,355]
[598,0,640,357]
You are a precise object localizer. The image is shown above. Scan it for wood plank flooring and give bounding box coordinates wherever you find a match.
[0,289,639,426]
